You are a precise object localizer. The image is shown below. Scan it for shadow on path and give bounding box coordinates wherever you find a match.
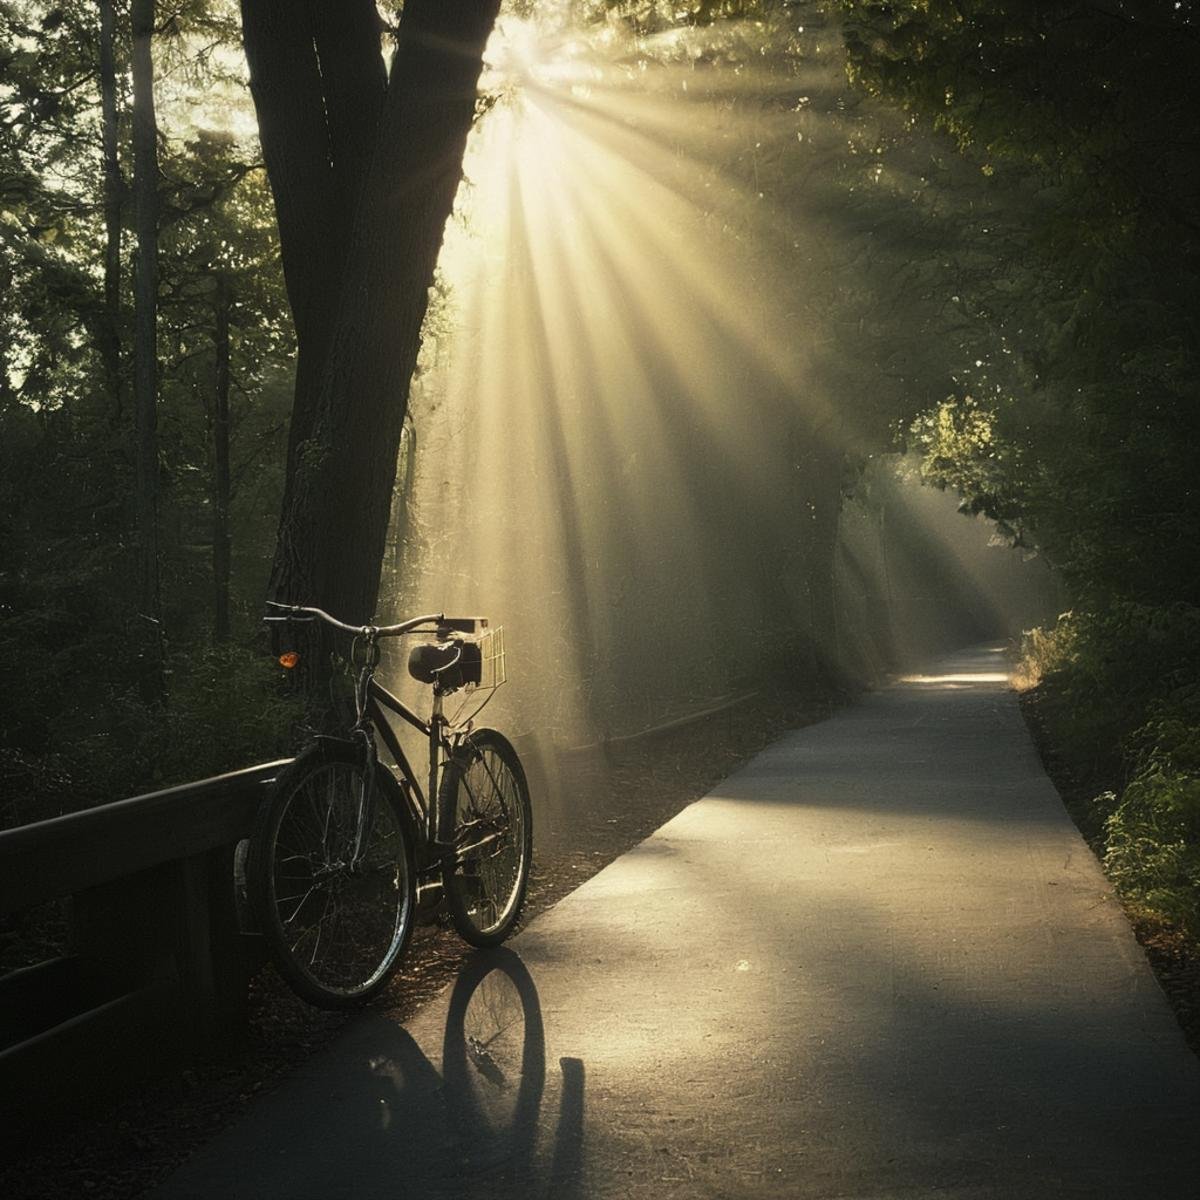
[153,949,584,1200]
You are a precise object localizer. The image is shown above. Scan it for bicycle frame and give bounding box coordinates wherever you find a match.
[363,675,450,852]
[363,672,514,874]
[265,601,487,863]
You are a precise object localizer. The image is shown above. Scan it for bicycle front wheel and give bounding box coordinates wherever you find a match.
[249,743,416,1009]
[440,730,532,947]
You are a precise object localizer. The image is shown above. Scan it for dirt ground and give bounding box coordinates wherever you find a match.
[0,685,835,1200]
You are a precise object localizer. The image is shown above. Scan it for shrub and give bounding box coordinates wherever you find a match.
[1022,603,1200,935]
[1105,699,1200,936]
[73,643,305,801]
[0,641,306,830]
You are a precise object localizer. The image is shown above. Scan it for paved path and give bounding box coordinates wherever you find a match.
[154,647,1200,1199]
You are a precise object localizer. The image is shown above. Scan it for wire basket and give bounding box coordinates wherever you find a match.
[446,625,506,730]
[471,624,506,692]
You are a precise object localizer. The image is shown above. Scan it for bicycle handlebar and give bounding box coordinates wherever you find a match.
[264,602,489,640]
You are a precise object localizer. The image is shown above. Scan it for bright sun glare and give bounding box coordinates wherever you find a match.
[392,9,1038,751]
[399,11,843,742]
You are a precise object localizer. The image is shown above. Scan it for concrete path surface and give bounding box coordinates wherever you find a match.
[152,646,1200,1199]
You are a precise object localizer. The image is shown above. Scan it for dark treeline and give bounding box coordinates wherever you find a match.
[0,0,299,823]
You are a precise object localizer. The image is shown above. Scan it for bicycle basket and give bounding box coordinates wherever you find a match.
[467,625,506,691]
[451,624,504,691]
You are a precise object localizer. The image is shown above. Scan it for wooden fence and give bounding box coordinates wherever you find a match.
[0,761,286,1133]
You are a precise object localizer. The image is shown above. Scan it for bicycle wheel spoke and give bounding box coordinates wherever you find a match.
[281,883,320,926]
[304,893,334,965]
[255,754,414,1006]
[442,732,530,946]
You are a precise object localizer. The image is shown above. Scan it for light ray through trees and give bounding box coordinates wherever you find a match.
[382,9,1052,755]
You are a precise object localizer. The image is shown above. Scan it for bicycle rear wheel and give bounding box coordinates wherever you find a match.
[440,729,532,947]
[249,743,416,1008]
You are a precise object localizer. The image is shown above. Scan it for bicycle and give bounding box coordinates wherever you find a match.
[248,602,533,1009]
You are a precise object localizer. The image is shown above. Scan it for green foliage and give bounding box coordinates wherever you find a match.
[0,0,297,828]
[1106,706,1200,937]
[909,395,1025,537]
[1,642,304,827]
[1021,605,1200,934]
[75,643,305,795]
[1022,604,1200,761]
[828,0,1200,606]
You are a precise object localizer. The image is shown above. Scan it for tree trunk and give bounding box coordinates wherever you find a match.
[98,0,123,425]
[297,0,501,622]
[242,0,500,625]
[240,0,386,599]
[212,277,232,642]
[131,0,163,693]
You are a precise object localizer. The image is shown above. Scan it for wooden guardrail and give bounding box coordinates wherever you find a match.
[0,761,287,1134]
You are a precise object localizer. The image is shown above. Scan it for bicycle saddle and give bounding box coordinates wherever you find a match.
[408,639,483,691]
[408,640,460,684]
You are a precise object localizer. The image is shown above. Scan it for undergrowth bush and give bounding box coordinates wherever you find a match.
[81,643,305,797]
[1020,603,1200,936]
[1,643,303,828]
[1105,693,1200,936]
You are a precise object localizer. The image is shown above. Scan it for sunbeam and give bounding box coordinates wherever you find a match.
[382,7,1057,806]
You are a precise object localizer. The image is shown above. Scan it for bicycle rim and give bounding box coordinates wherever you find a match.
[442,732,531,945]
[261,756,414,1005]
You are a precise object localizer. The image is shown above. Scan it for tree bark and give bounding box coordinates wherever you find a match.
[131,0,163,692]
[98,0,123,424]
[389,415,416,574]
[212,276,232,642]
[239,0,385,551]
[244,0,500,623]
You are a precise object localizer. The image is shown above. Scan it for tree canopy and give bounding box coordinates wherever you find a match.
[834,0,1200,605]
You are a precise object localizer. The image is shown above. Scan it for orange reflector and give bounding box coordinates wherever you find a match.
[279,652,300,669]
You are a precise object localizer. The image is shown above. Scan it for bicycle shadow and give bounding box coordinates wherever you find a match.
[367,947,585,1197]
[158,949,584,1200]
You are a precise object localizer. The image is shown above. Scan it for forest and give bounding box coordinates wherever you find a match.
[1,0,1196,953]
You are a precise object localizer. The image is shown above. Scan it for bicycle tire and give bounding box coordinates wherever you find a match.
[440,729,532,947]
[248,742,416,1009]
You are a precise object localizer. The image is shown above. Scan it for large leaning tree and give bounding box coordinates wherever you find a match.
[240,0,501,624]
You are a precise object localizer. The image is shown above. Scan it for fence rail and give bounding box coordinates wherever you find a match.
[0,761,287,916]
[0,761,288,1136]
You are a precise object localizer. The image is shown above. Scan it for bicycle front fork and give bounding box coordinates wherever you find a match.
[350,724,378,868]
